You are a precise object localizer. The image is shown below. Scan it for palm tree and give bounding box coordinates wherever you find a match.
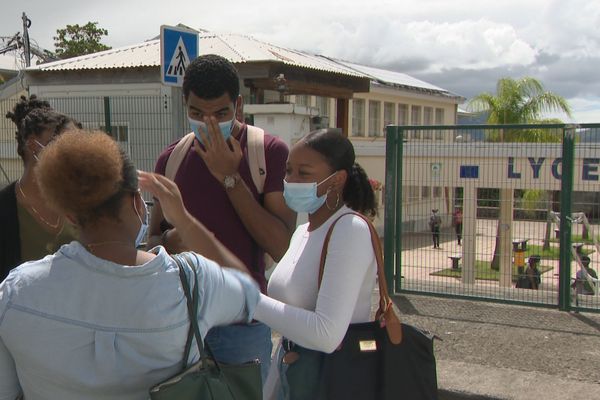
[469,77,571,125]
[468,77,572,271]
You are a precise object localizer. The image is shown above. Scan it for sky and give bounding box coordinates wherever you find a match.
[2,0,599,122]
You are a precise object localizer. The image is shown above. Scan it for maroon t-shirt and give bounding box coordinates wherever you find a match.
[155,124,288,293]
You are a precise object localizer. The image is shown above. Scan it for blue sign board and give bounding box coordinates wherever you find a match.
[160,25,199,86]
[460,165,479,179]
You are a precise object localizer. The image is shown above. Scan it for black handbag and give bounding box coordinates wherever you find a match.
[149,254,262,400]
[285,213,439,400]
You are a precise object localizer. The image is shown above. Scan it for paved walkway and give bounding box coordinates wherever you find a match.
[397,220,600,308]
[386,292,600,400]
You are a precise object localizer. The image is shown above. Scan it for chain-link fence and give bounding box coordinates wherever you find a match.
[384,124,600,313]
[0,95,187,186]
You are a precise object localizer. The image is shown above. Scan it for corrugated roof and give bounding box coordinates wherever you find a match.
[26,40,159,71]
[332,59,464,99]
[27,33,365,78]
[26,31,462,99]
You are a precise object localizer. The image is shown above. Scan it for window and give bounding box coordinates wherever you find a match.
[295,95,309,106]
[410,106,421,139]
[100,124,129,153]
[423,107,433,139]
[433,186,442,198]
[407,185,420,201]
[316,96,330,118]
[435,108,445,140]
[352,99,365,136]
[383,102,395,136]
[398,104,408,125]
[397,104,409,140]
[368,100,381,137]
[421,186,431,199]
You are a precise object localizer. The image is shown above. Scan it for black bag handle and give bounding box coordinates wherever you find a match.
[174,253,226,372]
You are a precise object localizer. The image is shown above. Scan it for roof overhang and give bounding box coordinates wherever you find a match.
[240,62,370,99]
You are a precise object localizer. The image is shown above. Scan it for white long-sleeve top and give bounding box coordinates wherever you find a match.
[254,206,377,353]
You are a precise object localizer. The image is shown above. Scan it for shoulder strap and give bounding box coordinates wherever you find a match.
[165,133,195,180]
[246,125,266,194]
[318,212,402,345]
[174,254,206,370]
[175,253,225,372]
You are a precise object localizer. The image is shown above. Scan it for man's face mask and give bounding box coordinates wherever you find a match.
[188,106,236,144]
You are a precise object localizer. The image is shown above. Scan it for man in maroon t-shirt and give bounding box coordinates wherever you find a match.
[148,55,296,382]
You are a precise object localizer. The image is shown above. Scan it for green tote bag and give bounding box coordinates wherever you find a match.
[149,254,262,400]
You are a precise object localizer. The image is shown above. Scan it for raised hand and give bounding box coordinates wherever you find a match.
[192,116,243,182]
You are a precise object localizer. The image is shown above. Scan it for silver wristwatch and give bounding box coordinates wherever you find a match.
[223,174,238,190]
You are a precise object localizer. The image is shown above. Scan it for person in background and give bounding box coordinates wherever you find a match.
[572,255,598,295]
[0,96,80,281]
[148,54,296,381]
[525,255,542,290]
[429,208,442,249]
[453,207,463,246]
[0,131,259,400]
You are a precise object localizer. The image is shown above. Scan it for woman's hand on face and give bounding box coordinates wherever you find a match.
[138,171,191,230]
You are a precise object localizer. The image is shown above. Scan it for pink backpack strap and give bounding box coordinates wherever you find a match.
[246,125,266,194]
[165,132,195,180]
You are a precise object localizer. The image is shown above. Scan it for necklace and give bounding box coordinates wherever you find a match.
[17,179,63,230]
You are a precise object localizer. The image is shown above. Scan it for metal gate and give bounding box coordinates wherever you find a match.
[383,123,600,313]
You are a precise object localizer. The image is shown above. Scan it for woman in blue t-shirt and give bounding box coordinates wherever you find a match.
[0,130,259,400]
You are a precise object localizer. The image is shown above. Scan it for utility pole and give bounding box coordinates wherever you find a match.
[22,12,32,67]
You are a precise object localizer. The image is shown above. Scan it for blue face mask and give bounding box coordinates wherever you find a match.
[133,192,149,248]
[188,109,236,144]
[283,172,337,214]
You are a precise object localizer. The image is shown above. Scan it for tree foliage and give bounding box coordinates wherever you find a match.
[468,77,572,125]
[468,77,573,268]
[53,22,111,59]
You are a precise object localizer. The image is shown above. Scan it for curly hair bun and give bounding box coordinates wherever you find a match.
[36,130,124,215]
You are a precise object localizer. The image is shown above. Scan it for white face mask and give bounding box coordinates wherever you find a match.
[133,192,149,248]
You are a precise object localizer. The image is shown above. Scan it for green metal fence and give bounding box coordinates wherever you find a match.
[384,123,600,313]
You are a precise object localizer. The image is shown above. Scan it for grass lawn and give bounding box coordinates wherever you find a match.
[525,244,593,260]
[549,234,600,245]
[431,260,554,281]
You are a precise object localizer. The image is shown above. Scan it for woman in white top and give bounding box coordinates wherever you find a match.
[252,128,379,400]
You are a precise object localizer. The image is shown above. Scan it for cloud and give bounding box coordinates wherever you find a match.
[1,0,599,122]
[523,0,600,58]
[249,16,538,75]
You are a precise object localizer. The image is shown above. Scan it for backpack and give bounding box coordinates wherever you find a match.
[164,125,267,194]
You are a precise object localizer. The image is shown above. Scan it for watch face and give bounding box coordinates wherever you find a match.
[224,175,236,189]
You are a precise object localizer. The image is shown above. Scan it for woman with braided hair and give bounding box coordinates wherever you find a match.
[0,95,80,280]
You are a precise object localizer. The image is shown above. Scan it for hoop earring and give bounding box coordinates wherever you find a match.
[326,187,340,211]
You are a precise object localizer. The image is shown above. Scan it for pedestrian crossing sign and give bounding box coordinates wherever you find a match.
[160,25,199,87]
